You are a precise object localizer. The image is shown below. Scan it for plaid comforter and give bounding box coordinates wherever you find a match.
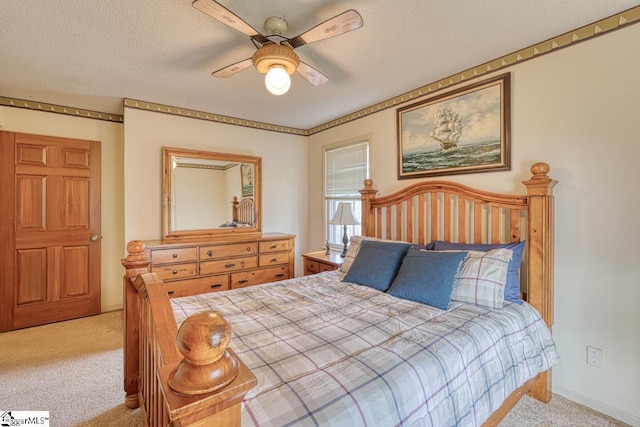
[171,271,559,427]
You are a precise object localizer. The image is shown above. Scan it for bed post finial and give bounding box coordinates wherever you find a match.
[531,162,550,178]
[525,162,556,194]
[125,240,146,261]
[523,162,557,403]
[168,310,240,395]
[359,179,377,237]
[122,240,152,291]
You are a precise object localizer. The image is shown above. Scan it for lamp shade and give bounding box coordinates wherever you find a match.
[329,202,360,225]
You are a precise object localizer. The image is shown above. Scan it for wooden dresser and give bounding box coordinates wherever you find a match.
[143,233,295,298]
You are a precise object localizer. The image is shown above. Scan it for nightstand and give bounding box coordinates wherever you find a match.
[302,251,344,275]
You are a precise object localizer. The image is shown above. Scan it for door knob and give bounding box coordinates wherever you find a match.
[90,234,101,242]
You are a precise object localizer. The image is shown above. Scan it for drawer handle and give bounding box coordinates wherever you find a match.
[238,279,249,284]
[172,270,178,275]
[224,263,236,268]
[271,258,277,263]
[275,273,285,278]
[172,253,178,258]
[210,284,222,289]
[246,247,251,252]
[271,244,278,249]
[207,250,213,257]
[167,291,175,295]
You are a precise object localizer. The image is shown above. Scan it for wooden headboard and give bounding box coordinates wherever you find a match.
[360,161,556,401]
[232,196,254,225]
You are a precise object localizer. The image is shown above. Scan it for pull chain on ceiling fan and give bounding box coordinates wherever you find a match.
[192,0,364,95]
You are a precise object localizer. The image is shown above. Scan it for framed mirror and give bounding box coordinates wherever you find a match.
[162,147,262,239]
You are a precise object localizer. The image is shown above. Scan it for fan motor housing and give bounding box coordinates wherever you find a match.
[252,44,299,75]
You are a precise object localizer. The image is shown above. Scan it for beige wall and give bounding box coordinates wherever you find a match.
[0,106,125,312]
[122,108,308,276]
[308,23,640,425]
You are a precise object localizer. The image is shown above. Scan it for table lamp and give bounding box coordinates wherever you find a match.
[329,202,360,257]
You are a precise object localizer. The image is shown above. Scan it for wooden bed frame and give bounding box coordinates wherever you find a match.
[232,197,255,225]
[122,162,556,426]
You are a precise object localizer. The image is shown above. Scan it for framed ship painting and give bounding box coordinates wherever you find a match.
[241,163,254,198]
[397,73,510,179]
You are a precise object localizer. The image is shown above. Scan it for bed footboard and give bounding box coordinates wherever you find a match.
[122,246,257,426]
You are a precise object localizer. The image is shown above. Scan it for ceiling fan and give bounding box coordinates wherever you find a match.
[192,0,364,95]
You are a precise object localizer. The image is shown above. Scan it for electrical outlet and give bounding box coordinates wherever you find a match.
[587,345,603,368]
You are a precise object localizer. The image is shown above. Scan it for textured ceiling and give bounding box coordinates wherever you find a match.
[1,1,638,129]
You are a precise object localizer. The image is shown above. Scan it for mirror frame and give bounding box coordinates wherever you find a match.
[162,147,262,240]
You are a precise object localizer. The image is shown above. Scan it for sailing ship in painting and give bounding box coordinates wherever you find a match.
[429,107,463,151]
[402,103,502,175]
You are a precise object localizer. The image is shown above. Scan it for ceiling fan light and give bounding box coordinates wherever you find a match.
[265,65,291,95]
[252,44,299,75]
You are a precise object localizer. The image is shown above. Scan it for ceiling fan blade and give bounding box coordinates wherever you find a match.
[286,10,363,49]
[192,0,260,38]
[212,58,253,78]
[296,62,329,87]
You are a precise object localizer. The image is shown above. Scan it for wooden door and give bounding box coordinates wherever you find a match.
[0,131,101,331]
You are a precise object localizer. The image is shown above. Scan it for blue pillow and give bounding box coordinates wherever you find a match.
[433,241,525,304]
[343,240,411,292]
[387,250,468,310]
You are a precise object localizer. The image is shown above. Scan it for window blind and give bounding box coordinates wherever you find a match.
[324,142,369,198]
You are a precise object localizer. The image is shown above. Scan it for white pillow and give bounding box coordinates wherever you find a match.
[339,236,365,273]
[451,248,512,310]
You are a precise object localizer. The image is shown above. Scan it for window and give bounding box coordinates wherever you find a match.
[324,140,370,249]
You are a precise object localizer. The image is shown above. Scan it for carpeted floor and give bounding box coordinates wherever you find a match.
[0,311,630,426]
[0,311,139,426]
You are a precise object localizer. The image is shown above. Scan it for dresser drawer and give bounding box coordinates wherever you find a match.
[305,259,320,274]
[259,240,291,254]
[165,275,230,298]
[151,247,197,265]
[259,252,289,267]
[231,266,290,289]
[306,259,339,274]
[200,256,258,275]
[152,263,197,281]
[200,242,257,260]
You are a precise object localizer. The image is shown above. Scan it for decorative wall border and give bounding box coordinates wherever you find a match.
[123,99,307,136]
[0,96,124,123]
[1,6,638,132]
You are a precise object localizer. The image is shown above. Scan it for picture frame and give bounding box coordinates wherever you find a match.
[397,73,511,179]
[241,163,254,198]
